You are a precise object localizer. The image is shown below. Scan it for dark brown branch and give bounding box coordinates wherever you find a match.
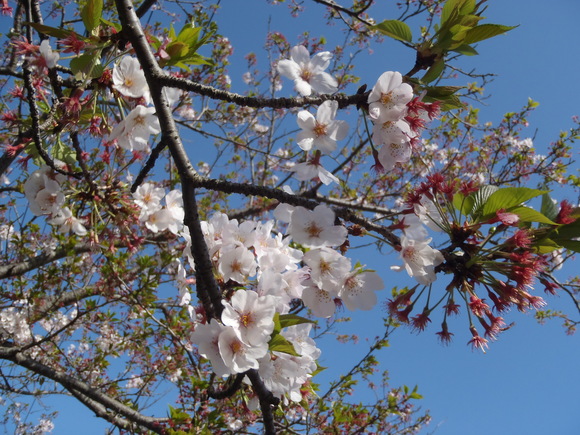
[207,373,245,400]
[188,175,400,246]
[247,369,280,435]
[0,351,166,433]
[115,0,223,319]
[156,74,366,110]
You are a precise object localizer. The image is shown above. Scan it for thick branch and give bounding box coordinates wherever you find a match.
[156,74,366,110]
[188,175,400,246]
[0,351,166,433]
[115,0,223,319]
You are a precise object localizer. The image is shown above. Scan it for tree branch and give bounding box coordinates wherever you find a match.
[0,350,167,433]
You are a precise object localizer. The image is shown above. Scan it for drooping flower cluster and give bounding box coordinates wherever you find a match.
[385,174,570,349]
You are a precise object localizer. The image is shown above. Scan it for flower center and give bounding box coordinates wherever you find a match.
[124,77,134,88]
[313,122,328,137]
[306,222,323,238]
[380,91,393,105]
[300,69,313,82]
[240,312,254,328]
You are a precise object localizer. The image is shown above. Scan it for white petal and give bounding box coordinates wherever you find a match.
[277,59,301,80]
[310,51,333,71]
[310,72,337,94]
[290,45,311,65]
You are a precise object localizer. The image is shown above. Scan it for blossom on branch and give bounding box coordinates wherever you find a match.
[277,45,338,96]
[112,55,150,101]
[296,100,349,154]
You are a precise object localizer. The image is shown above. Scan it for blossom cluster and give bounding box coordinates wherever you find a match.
[24,164,87,236]
[185,204,384,401]
[132,182,184,234]
[368,71,438,172]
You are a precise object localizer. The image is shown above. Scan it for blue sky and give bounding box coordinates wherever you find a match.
[215,1,580,434]
[2,1,579,433]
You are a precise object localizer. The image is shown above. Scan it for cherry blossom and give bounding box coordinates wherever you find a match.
[296,100,349,153]
[301,281,337,318]
[112,55,150,101]
[218,245,257,282]
[24,166,66,216]
[39,40,59,69]
[290,160,339,185]
[339,270,385,311]
[221,290,276,346]
[190,320,231,377]
[287,204,347,248]
[108,105,160,152]
[368,71,414,122]
[218,326,268,373]
[47,206,87,236]
[392,235,444,285]
[277,45,338,96]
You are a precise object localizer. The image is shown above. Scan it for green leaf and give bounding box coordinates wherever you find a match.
[550,219,580,245]
[453,192,474,216]
[425,85,463,98]
[541,193,559,221]
[70,52,102,80]
[532,237,561,254]
[470,185,499,217]
[81,0,103,34]
[441,0,476,25]
[452,44,479,56]
[481,187,547,217]
[268,334,299,356]
[272,312,282,335]
[373,20,413,42]
[278,313,315,329]
[510,206,557,225]
[437,94,464,111]
[463,24,518,44]
[25,22,73,39]
[421,58,445,83]
[99,18,122,32]
[177,24,202,46]
[558,239,580,253]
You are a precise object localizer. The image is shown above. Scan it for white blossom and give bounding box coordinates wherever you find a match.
[112,56,150,101]
[296,100,348,153]
[277,45,338,96]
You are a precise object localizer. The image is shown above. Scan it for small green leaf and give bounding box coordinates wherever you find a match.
[441,0,476,25]
[70,52,102,80]
[425,85,463,98]
[373,20,413,42]
[550,219,580,245]
[532,238,561,254]
[452,44,479,56]
[25,22,73,39]
[558,239,580,253]
[481,187,547,217]
[463,24,518,44]
[422,58,445,83]
[470,185,499,217]
[81,0,103,34]
[278,313,315,329]
[541,193,559,221]
[268,334,299,356]
[453,192,474,216]
[510,206,557,225]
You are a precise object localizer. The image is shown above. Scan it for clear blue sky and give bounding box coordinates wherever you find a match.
[215,2,580,435]
[3,1,579,434]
